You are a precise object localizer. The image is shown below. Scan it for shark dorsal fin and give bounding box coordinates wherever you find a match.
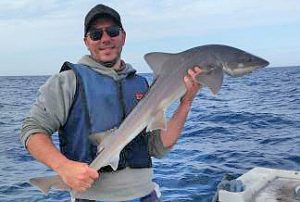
[144,52,175,77]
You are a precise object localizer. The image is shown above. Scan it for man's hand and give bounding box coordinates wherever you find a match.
[55,159,99,192]
[181,66,202,104]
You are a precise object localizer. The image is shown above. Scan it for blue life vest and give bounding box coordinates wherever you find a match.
[58,62,152,172]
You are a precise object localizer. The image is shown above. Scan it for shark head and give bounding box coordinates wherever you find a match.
[215,45,270,77]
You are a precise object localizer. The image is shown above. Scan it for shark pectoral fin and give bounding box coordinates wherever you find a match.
[108,153,120,171]
[29,175,69,194]
[144,52,174,76]
[147,110,167,132]
[196,66,224,95]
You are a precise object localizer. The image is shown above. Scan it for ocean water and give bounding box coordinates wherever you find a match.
[0,66,299,202]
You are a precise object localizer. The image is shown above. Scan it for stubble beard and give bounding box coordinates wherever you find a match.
[98,46,122,68]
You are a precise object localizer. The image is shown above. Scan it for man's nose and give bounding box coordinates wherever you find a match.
[100,31,111,43]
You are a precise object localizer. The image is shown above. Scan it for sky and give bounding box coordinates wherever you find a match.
[0,0,300,76]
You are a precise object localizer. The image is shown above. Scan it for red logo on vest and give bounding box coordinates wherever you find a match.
[135,92,144,101]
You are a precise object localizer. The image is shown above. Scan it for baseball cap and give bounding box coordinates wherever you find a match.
[84,4,123,36]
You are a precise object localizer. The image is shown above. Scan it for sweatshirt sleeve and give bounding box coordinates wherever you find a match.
[20,70,76,148]
[148,130,171,159]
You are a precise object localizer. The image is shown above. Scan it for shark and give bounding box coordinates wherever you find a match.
[29,44,269,199]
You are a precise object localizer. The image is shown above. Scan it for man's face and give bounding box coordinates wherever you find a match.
[84,18,126,63]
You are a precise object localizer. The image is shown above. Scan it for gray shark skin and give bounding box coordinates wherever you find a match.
[29,44,269,199]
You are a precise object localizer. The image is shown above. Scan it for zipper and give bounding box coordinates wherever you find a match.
[116,80,126,120]
[116,80,128,168]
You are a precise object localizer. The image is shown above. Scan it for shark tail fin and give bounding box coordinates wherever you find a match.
[29,175,69,194]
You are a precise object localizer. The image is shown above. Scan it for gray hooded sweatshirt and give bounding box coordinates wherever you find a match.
[20,56,169,200]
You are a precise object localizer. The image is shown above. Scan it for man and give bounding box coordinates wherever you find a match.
[21,4,202,202]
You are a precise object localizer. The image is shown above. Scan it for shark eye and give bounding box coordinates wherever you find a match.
[247,58,252,62]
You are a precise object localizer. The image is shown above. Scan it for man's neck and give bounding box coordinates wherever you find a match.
[95,58,123,71]
[112,59,123,71]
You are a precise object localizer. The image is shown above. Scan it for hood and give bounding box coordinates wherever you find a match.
[78,55,136,81]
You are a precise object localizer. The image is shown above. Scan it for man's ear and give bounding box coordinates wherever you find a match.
[83,37,88,47]
[121,30,126,45]
[83,37,90,51]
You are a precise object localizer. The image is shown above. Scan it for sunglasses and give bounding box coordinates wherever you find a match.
[87,26,122,41]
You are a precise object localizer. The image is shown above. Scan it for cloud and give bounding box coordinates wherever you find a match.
[0,0,299,75]
[2,0,299,43]
[118,0,300,41]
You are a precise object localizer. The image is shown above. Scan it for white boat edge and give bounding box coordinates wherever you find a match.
[218,167,300,202]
